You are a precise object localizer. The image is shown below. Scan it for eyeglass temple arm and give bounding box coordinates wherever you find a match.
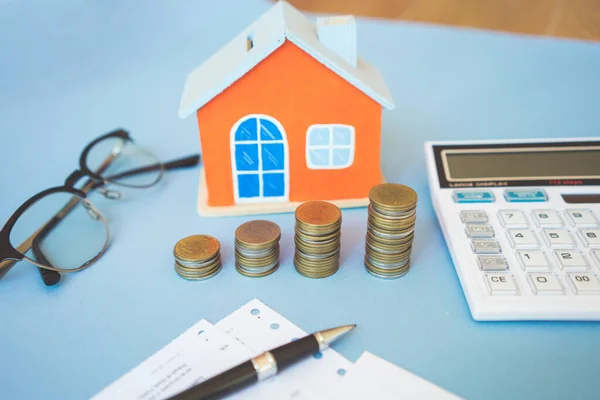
[0,153,201,281]
[91,154,201,187]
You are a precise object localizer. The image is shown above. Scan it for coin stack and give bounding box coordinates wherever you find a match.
[173,235,222,280]
[294,201,342,278]
[235,220,281,277]
[365,183,418,279]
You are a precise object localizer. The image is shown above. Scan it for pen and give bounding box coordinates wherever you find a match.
[168,324,356,400]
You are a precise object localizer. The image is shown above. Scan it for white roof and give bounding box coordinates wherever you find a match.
[178,1,395,119]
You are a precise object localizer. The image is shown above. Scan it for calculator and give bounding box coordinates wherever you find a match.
[425,138,600,321]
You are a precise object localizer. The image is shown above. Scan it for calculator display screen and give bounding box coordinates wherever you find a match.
[443,148,600,181]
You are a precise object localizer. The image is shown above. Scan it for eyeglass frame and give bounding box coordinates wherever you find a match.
[0,128,200,285]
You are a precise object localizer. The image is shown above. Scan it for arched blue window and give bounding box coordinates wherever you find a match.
[231,115,288,202]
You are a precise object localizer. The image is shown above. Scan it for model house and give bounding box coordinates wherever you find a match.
[179,1,394,216]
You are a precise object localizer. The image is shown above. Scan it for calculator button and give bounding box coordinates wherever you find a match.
[517,251,550,271]
[578,229,600,247]
[506,229,539,249]
[504,189,547,203]
[568,274,600,294]
[541,229,576,248]
[527,274,564,295]
[498,210,528,228]
[565,209,599,227]
[477,256,508,271]
[472,240,502,254]
[531,210,563,227]
[484,274,519,295]
[553,250,588,271]
[460,211,488,224]
[453,191,495,203]
[465,224,495,238]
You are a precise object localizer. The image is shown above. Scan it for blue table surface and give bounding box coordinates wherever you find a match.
[2,1,600,399]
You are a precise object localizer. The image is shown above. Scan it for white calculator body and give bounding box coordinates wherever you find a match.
[425,138,600,321]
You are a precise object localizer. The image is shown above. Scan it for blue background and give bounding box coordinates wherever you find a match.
[1,1,600,399]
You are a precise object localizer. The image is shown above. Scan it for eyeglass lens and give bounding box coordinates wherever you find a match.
[9,192,109,273]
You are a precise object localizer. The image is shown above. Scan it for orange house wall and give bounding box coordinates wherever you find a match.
[196,40,382,207]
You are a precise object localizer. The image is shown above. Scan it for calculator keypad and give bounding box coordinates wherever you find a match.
[459,205,600,297]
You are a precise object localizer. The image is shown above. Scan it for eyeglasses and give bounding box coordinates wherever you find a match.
[0,129,200,286]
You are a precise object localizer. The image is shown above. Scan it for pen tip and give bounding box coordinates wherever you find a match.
[315,324,357,350]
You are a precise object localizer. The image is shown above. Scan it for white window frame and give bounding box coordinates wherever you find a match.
[306,124,355,170]
[230,114,289,204]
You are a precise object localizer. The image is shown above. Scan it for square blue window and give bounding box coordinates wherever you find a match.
[235,144,259,171]
[332,126,352,145]
[332,148,352,167]
[263,173,285,197]
[235,118,257,141]
[262,143,285,171]
[238,174,260,198]
[259,119,283,141]
[308,127,330,146]
[308,149,330,168]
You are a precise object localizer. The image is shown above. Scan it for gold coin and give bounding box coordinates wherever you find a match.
[174,235,220,262]
[295,201,341,228]
[369,184,418,211]
[235,220,281,248]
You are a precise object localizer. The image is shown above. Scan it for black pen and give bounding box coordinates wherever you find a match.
[168,324,356,400]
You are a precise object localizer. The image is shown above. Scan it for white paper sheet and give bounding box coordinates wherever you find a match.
[93,299,459,400]
[353,351,463,400]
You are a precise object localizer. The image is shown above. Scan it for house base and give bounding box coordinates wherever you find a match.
[196,166,381,217]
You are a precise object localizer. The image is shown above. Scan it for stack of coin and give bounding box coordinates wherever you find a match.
[294,201,342,278]
[235,220,281,277]
[173,235,222,280]
[365,183,418,279]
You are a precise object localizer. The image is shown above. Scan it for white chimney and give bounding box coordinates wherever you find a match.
[316,16,357,67]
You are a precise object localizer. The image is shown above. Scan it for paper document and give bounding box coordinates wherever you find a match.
[93,299,460,400]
